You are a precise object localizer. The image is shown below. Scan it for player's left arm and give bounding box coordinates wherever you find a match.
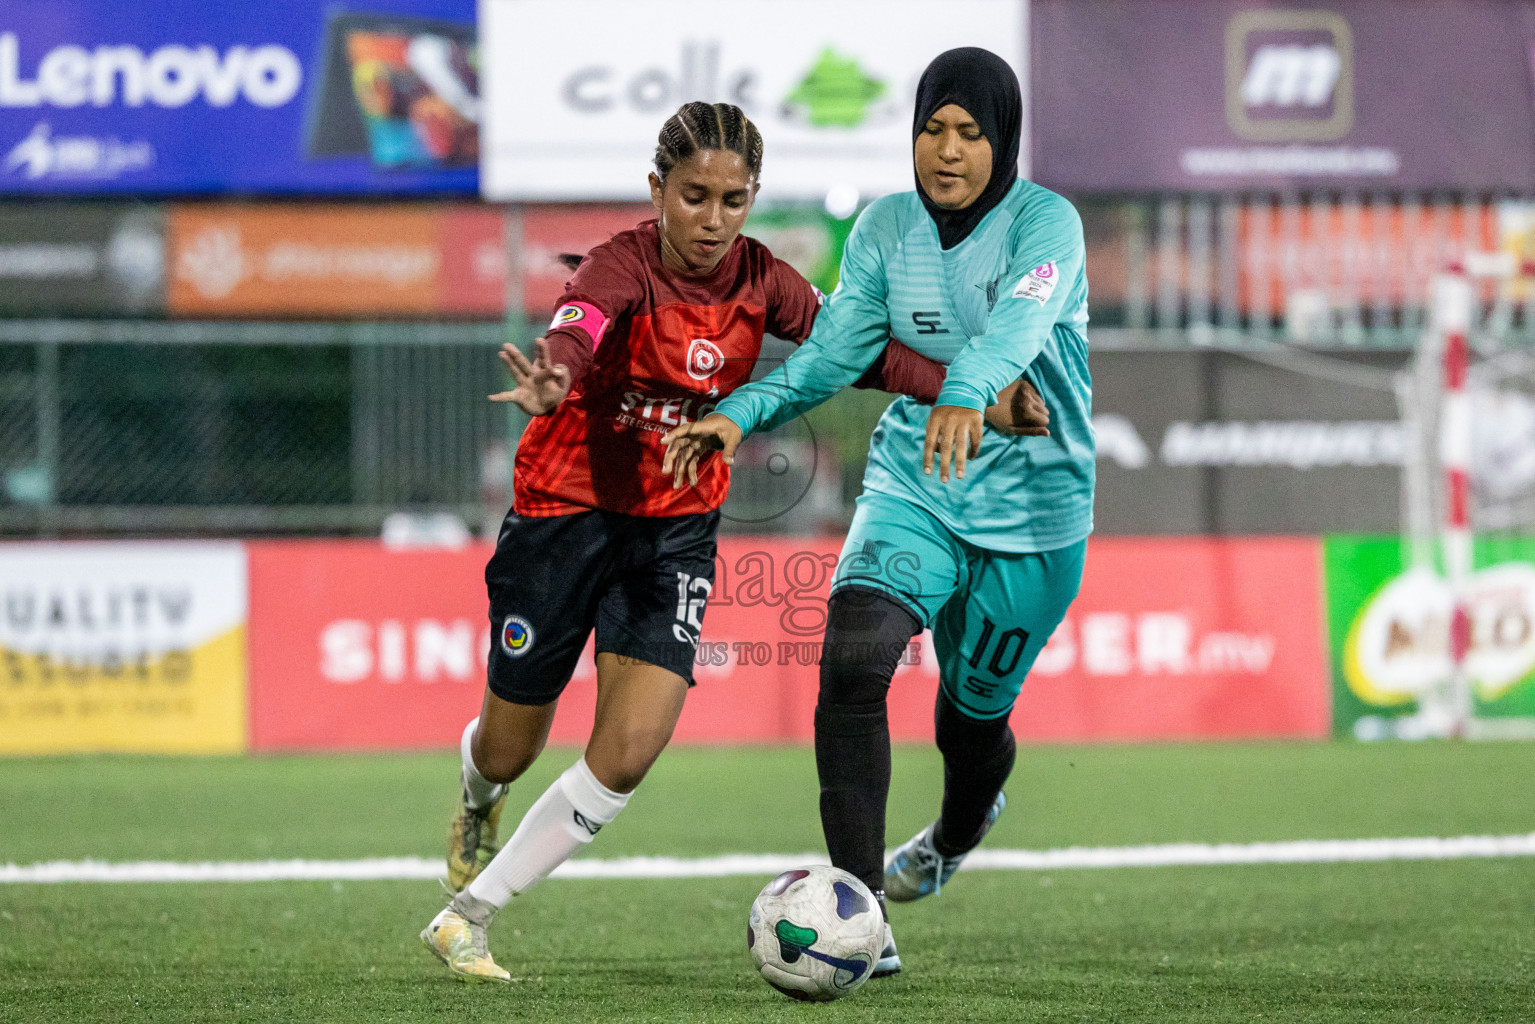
[764,256,953,406]
[924,200,1085,481]
[661,211,897,488]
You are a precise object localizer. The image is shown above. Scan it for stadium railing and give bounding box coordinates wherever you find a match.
[4,193,1532,540]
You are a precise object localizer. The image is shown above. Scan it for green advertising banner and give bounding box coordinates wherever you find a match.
[1325,535,1535,739]
[743,207,854,297]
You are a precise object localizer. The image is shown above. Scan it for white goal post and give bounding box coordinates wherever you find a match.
[1414,254,1535,738]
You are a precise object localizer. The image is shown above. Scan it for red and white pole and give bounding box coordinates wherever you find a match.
[1431,266,1475,735]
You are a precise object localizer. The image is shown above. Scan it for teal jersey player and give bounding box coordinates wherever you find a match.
[719,178,1093,555]
[663,47,1093,979]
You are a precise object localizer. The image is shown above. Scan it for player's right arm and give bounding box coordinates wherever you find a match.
[491,240,644,416]
[489,336,573,415]
[725,206,895,432]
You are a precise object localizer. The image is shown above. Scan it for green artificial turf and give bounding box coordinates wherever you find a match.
[2,742,1534,1022]
[5,741,1535,863]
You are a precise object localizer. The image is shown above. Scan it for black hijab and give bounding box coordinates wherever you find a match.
[913,47,1022,250]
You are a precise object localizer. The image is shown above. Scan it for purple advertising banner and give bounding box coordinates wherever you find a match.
[1031,0,1535,192]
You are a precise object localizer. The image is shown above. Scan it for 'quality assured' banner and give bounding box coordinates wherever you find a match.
[0,543,247,754]
[167,204,505,316]
[246,535,1327,751]
[478,0,1027,201]
[0,0,478,194]
[1031,0,1535,191]
[1326,535,1535,740]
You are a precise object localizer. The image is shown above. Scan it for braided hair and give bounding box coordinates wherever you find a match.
[653,101,763,183]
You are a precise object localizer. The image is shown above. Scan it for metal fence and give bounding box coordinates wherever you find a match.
[0,320,870,539]
[0,320,510,537]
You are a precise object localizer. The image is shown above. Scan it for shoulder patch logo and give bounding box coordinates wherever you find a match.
[1013,262,1059,305]
[501,615,535,659]
[551,304,584,328]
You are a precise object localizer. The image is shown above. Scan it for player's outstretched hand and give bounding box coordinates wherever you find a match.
[924,404,984,483]
[661,413,743,490]
[489,338,570,416]
[985,375,1050,437]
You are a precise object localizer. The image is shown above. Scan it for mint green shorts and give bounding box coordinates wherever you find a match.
[831,491,1087,719]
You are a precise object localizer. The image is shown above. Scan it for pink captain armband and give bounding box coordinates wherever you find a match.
[548,302,610,348]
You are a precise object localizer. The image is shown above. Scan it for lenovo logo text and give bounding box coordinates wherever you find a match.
[0,33,303,110]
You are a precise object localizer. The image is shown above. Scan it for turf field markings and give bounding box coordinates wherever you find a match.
[5,833,1535,884]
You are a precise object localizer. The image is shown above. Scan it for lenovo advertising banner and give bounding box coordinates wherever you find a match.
[479,0,1028,201]
[0,543,248,754]
[1091,350,1410,536]
[0,0,478,194]
[167,204,505,316]
[1325,535,1535,741]
[245,535,1327,751]
[1031,0,1535,191]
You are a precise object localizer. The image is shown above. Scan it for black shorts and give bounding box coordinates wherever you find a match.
[485,507,719,705]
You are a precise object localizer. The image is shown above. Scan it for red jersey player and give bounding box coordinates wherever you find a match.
[421,101,1044,983]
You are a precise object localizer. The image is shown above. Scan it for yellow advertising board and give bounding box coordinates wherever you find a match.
[0,543,248,754]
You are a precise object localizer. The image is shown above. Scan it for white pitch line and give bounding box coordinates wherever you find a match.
[3,833,1534,885]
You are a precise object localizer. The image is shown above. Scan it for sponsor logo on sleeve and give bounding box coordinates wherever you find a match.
[1013,262,1058,304]
[550,304,584,328]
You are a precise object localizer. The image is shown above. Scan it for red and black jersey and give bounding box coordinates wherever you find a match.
[514,220,821,518]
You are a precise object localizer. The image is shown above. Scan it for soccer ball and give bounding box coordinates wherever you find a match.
[747,865,884,1001]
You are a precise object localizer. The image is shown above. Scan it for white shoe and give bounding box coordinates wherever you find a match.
[872,918,902,977]
[420,893,511,984]
[884,792,1006,903]
[871,891,901,977]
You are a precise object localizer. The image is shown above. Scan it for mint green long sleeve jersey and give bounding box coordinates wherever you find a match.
[714,179,1094,553]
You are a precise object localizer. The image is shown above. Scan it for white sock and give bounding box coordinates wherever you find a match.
[466,758,630,910]
[460,718,505,812]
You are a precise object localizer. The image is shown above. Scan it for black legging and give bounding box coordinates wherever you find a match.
[814,587,1018,892]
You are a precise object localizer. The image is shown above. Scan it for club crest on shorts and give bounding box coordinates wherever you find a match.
[501,615,535,658]
[1013,262,1059,305]
[686,337,724,381]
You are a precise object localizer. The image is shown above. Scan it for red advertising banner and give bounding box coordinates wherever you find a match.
[1005,537,1328,741]
[247,536,1328,751]
[248,541,490,750]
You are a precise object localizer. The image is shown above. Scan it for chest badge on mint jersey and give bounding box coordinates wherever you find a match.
[501,615,535,658]
[1013,262,1058,305]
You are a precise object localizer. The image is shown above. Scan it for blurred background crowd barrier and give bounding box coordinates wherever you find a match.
[3,0,1535,751]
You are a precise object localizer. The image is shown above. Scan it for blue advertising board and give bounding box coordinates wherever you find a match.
[0,0,478,194]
